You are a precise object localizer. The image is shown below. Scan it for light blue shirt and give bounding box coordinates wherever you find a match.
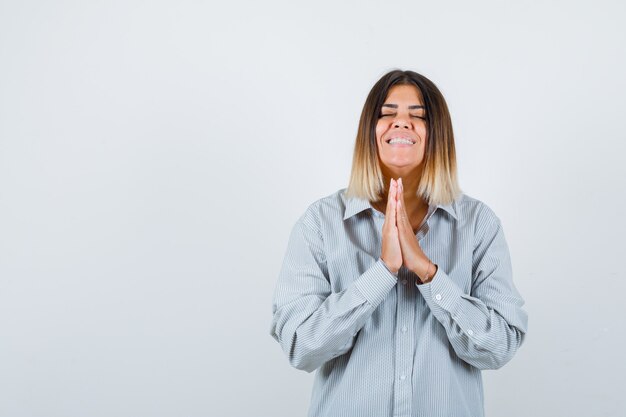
[270,189,528,417]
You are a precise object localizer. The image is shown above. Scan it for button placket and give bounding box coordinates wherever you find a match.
[392,269,415,417]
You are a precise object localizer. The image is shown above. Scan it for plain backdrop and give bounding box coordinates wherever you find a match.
[1,1,625,416]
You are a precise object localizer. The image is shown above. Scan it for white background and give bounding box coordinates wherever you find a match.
[1,1,625,416]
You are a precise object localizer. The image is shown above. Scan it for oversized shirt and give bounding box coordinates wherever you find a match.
[270,188,528,417]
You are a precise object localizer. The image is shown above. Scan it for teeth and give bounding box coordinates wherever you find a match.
[388,138,414,145]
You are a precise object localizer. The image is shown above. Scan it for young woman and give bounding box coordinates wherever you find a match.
[270,69,528,417]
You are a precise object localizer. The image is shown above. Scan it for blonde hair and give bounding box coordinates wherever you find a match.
[346,70,462,205]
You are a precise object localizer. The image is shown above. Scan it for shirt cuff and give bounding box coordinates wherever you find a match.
[353,258,398,307]
[415,265,465,321]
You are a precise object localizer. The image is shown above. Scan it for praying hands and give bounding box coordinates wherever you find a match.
[381,178,437,283]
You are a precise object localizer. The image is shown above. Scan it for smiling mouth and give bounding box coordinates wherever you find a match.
[386,137,416,145]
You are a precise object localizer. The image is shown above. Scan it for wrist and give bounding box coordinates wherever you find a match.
[380,258,399,276]
[415,261,436,284]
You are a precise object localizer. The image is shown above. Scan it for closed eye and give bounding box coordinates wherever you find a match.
[379,113,425,120]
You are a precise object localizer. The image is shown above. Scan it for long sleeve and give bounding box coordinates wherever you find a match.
[270,218,398,373]
[416,210,528,370]
[270,189,528,416]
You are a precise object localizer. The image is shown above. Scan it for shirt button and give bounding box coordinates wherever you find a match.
[467,329,474,336]
[402,326,408,333]
[401,279,407,285]
[400,375,406,381]
[435,293,442,301]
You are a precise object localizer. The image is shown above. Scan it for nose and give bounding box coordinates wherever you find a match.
[393,117,411,129]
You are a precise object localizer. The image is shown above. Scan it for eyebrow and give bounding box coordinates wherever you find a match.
[382,104,425,110]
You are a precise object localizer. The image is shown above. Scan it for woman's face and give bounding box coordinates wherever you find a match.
[375,84,428,178]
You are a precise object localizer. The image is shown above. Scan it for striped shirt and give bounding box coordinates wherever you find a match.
[270,188,528,417]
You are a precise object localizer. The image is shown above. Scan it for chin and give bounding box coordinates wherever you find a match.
[383,160,421,170]
[381,160,423,175]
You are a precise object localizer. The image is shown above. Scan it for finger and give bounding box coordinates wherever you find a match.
[396,198,409,238]
[389,180,397,227]
[383,179,396,231]
[397,196,414,245]
[398,180,412,228]
[398,178,407,211]
[397,179,406,219]
[395,180,407,223]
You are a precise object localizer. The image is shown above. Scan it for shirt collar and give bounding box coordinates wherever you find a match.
[342,194,373,220]
[342,190,458,221]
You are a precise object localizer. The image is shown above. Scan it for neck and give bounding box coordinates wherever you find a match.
[374,177,428,223]
[380,170,428,215]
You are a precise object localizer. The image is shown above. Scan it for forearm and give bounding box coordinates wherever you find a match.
[416,266,528,370]
[271,259,397,372]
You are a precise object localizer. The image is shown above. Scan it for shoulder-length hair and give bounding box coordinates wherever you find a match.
[346,69,462,205]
